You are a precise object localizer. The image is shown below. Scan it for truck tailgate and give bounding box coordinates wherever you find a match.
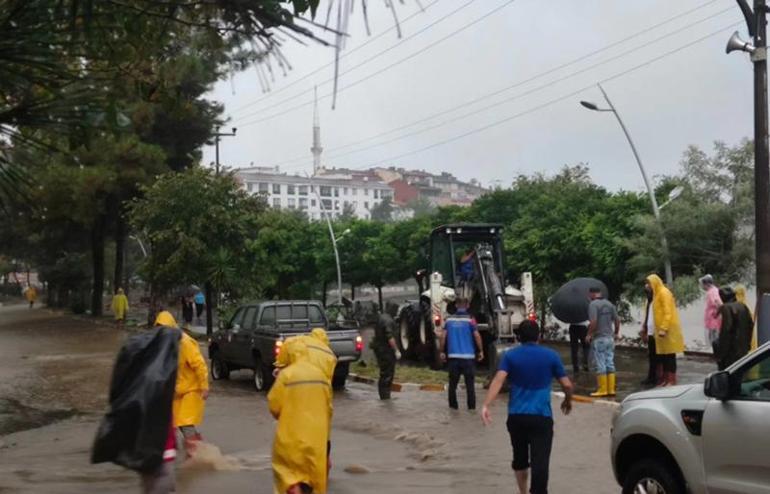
[327,330,360,362]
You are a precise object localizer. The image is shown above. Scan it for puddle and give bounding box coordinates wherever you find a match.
[181,442,269,472]
[0,398,77,436]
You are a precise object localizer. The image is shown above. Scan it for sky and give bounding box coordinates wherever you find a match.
[202,0,754,193]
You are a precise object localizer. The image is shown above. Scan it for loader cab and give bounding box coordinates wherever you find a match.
[429,224,506,289]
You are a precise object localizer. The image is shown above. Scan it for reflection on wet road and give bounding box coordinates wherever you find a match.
[0,304,716,493]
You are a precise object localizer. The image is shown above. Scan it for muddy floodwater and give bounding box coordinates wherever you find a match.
[0,303,716,493]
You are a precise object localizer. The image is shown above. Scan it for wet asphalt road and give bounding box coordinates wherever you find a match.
[0,303,680,493]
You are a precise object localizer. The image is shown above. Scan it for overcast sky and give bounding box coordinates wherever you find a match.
[202,0,753,193]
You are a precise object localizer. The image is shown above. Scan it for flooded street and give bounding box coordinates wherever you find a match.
[0,303,708,493]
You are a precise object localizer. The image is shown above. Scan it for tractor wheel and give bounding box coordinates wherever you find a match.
[396,316,414,357]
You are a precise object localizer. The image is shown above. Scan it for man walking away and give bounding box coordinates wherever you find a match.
[717,287,754,370]
[24,284,37,309]
[371,312,401,400]
[639,289,659,387]
[194,290,205,325]
[269,338,332,494]
[481,320,573,494]
[587,287,620,397]
[568,322,589,374]
[700,274,722,356]
[440,297,483,410]
[111,288,129,330]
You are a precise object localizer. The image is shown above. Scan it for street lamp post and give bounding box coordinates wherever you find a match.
[581,83,674,286]
[726,0,770,344]
[214,126,237,175]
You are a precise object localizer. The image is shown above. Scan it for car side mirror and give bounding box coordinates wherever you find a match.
[704,371,731,401]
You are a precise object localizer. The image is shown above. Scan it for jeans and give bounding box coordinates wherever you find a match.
[592,336,615,373]
[447,358,476,409]
[507,414,554,494]
[568,325,589,372]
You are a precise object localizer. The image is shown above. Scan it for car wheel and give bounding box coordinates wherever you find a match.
[622,459,683,494]
[253,357,274,392]
[332,363,349,390]
[210,355,230,380]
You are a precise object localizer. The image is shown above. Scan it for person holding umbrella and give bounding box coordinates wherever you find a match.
[586,287,620,397]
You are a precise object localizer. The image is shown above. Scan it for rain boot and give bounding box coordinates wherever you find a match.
[655,363,665,387]
[590,374,609,397]
[607,373,617,396]
[667,372,677,386]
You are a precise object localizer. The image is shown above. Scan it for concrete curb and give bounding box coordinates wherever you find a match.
[350,373,620,406]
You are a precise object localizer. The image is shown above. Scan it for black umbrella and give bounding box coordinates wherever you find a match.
[549,278,608,324]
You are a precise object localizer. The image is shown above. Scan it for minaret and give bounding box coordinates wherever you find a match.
[311,86,323,175]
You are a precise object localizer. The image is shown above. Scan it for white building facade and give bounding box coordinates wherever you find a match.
[236,168,393,220]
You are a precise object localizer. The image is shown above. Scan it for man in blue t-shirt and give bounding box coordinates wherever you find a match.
[440,297,483,409]
[481,320,573,494]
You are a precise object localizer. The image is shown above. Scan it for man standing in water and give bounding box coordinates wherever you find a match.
[371,312,401,400]
[440,297,483,410]
[481,320,573,494]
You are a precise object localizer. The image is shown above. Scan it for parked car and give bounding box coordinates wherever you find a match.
[611,342,770,494]
[208,300,363,391]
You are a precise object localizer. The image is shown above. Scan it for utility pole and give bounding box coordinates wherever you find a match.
[214,126,237,175]
[728,0,770,343]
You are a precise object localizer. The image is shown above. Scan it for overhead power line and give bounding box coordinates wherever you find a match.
[230,0,443,115]
[233,0,517,125]
[359,22,742,169]
[266,3,733,170]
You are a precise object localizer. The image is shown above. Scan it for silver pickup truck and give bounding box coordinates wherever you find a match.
[208,300,362,391]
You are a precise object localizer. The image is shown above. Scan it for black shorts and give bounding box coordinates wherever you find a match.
[506,414,554,471]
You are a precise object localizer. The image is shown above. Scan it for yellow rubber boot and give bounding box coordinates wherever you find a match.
[590,374,609,397]
[607,373,617,396]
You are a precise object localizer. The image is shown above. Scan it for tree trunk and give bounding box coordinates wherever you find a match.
[91,215,106,317]
[377,284,384,313]
[113,210,126,293]
[205,281,214,336]
[321,279,328,307]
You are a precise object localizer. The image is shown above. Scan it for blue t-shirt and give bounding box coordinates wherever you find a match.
[444,309,478,359]
[498,344,566,417]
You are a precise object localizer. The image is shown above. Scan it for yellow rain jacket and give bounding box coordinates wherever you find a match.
[24,286,37,302]
[268,338,332,494]
[274,329,337,384]
[155,311,209,427]
[111,289,129,320]
[647,274,685,355]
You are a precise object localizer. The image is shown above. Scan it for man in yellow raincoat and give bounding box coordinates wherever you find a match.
[24,285,37,309]
[645,275,685,386]
[269,338,332,494]
[111,288,129,329]
[275,329,337,384]
[155,311,209,457]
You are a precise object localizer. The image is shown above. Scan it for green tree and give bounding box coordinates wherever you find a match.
[370,197,394,222]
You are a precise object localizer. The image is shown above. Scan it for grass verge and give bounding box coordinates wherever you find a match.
[352,360,480,385]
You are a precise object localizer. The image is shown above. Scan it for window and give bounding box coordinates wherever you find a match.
[298,185,308,196]
[230,308,245,329]
[364,201,369,209]
[260,307,276,326]
[374,189,379,199]
[334,187,340,197]
[309,306,325,324]
[353,201,358,208]
[311,185,315,193]
[299,198,308,209]
[364,188,369,196]
[292,304,308,321]
[344,201,350,208]
[276,305,291,322]
[737,353,770,401]
[352,188,358,196]
[334,200,339,210]
[321,199,332,210]
[311,199,317,207]
[288,198,296,209]
[272,183,281,194]
[272,198,281,208]
[247,183,255,192]
[242,306,257,330]
[287,184,296,195]
[320,186,332,197]
[259,183,268,193]
[344,187,349,195]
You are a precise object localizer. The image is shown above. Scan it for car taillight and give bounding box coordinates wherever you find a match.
[528,312,537,321]
[433,314,441,326]
[355,335,363,352]
[274,339,283,357]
